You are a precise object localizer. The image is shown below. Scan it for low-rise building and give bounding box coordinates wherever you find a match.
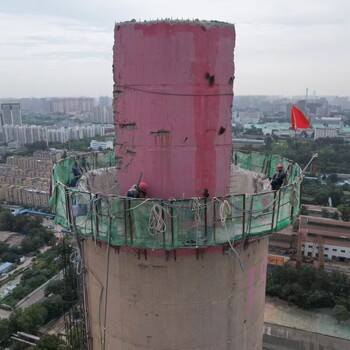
[90,140,113,151]
[313,127,338,140]
[299,215,350,263]
[0,262,13,275]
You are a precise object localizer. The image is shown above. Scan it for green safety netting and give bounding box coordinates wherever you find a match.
[50,151,302,250]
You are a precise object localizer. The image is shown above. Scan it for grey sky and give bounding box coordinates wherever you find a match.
[0,0,349,98]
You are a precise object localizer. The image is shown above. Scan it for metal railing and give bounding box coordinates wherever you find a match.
[50,151,302,250]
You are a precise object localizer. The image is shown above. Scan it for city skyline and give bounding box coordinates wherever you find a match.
[0,0,349,98]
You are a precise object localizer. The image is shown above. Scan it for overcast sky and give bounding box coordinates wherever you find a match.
[0,0,349,98]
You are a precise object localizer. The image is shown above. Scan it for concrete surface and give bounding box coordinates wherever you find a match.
[263,322,350,350]
[83,168,119,195]
[114,21,235,199]
[83,237,268,350]
[264,297,350,340]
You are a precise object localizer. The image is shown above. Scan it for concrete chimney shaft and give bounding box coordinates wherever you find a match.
[114,21,235,199]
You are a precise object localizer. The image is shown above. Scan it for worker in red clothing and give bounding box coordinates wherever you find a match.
[127,181,149,198]
[270,164,286,191]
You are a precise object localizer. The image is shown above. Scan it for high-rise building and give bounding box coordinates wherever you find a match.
[98,95,112,106]
[92,106,113,124]
[51,98,95,114]
[1,103,22,126]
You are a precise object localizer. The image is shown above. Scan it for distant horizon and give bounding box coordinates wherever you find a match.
[1,94,350,100]
[1,1,349,98]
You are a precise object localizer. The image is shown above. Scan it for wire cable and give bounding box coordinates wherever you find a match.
[114,85,233,97]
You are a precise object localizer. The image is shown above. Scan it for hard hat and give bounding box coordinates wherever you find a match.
[277,163,284,169]
[139,182,149,192]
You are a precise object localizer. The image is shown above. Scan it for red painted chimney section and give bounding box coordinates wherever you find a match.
[114,21,235,199]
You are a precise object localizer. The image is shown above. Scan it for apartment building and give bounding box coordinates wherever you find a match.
[0,151,63,209]
[2,124,105,145]
[0,103,22,126]
[51,97,95,113]
[91,106,113,124]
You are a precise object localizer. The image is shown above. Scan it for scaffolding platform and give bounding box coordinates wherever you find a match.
[50,151,302,250]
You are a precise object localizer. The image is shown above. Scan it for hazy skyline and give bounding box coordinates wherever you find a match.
[0,0,349,98]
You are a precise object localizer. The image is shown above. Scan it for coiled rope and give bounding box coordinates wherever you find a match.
[148,204,167,236]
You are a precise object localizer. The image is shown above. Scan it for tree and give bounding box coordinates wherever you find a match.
[300,206,309,215]
[67,327,82,350]
[17,304,48,333]
[333,305,350,322]
[0,250,19,263]
[332,211,340,220]
[44,279,66,297]
[21,236,42,254]
[264,135,273,150]
[330,189,343,207]
[26,273,48,290]
[321,209,329,218]
[328,173,339,183]
[35,335,66,350]
[12,215,29,233]
[266,263,350,317]
[0,319,11,347]
[0,241,8,254]
[24,141,48,154]
[343,183,350,191]
[8,308,23,334]
[41,295,65,321]
[337,204,350,221]
[0,211,15,231]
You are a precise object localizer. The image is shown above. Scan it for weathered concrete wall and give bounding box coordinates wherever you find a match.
[113,21,235,199]
[230,165,270,195]
[263,323,350,350]
[83,238,268,350]
[81,168,119,194]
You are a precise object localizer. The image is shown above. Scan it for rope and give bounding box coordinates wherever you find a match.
[217,199,245,272]
[114,85,233,97]
[148,204,166,236]
[190,197,204,227]
[290,182,299,207]
[69,250,82,275]
[125,197,153,210]
[219,200,231,223]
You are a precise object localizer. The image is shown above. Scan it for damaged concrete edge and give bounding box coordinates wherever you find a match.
[150,129,171,136]
[115,19,235,28]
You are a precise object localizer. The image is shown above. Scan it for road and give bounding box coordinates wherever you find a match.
[263,322,350,350]
[324,261,350,276]
[42,218,64,240]
[16,271,63,309]
[0,308,11,319]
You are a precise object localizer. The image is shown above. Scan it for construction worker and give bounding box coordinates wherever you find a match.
[69,164,83,187]
[270,163,286,191]
[127,181,149,198]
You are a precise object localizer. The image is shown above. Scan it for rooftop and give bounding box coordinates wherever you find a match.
[0,262,13,273]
